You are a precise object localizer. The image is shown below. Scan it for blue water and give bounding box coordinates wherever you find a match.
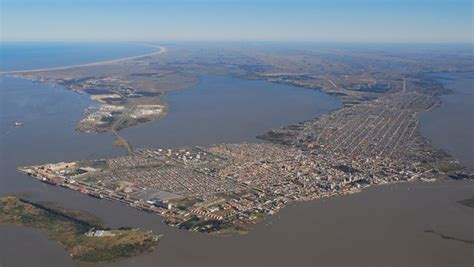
[0,42,157,71]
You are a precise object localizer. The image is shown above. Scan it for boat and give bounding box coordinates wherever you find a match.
[88,191,104,199]
[41,177,58,185]
[14,122,24,127]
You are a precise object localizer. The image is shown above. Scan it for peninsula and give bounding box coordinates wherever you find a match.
[9,43,474,235]
[0,196,160,263]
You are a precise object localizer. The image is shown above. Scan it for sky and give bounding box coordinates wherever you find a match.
[1,0,473,43]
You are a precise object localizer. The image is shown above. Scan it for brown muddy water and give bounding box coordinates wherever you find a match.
[420,72,474,169]
[0,73,472,267]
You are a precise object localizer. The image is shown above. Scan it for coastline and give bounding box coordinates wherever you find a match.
[1,43,472,266]
[7,49,472,235]
[15,72,472,236]
[1,68,472,266]
[419,72,474,170]
[0,44,167,75]
[0,196,161,264]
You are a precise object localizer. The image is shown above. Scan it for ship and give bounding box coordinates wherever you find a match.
[41,177,58,185]
[14,122,24,127]
[88,191,104,199]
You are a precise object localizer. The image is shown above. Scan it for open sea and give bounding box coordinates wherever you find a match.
[0,42,157,71]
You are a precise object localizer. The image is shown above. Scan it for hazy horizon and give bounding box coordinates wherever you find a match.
[2,0,473,43]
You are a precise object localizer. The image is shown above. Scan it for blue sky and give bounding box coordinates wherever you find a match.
[2,0,473,42]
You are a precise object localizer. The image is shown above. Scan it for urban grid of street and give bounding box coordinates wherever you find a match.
[12,43,473,234]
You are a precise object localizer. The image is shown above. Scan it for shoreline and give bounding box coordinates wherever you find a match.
[0,196,161,264]
[0,43,167,75]
[1,41,472,263]
[2,42,470,237]
[419,72,474,170]
[10,66,473,236]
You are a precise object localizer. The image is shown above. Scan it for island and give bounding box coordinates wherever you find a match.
[0,196,160,263]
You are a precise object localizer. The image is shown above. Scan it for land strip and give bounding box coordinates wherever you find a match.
[0,196,160,263]
[0,44,167,75]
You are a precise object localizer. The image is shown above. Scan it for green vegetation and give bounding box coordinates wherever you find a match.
[0,196,159,263]
[171,215,248,235]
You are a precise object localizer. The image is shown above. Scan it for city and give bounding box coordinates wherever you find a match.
[18,76,469,234]
[1,0,473,266]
